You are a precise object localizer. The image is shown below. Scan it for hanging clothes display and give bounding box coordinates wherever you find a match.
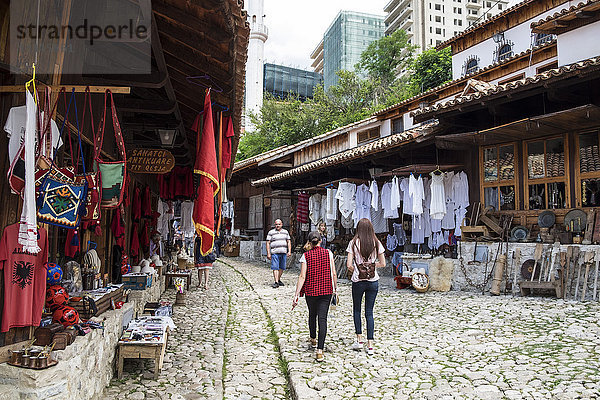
[325,188,338,221]
[297,192,309,224]
[453,171,470,236]
[408,174,424,216]
[222,116,235,174]
[18,90,40,253]
[64,228,80,258]
[429,172,446,220]
[411,215,425,245]
[341,212,353,229]
[142,186,152,219]
[180,201,195,237]
[369,180,379,210]
[157,200,172,241]
[370,193,388,234]
[399,178,412,216]
[111,207,126,248]
[130,223,140,260]
[308,193,322,225]
[0,223,48,332]
[441,171,456,230]
[132,186,142,222]
[335,182,356,218]
[381,181,399,219]
[393,222,407,246]
[386,234,397,251]
[390,177,401,212]
[353,184,372,227]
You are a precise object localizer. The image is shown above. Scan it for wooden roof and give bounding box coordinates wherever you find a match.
[531,0,600,34]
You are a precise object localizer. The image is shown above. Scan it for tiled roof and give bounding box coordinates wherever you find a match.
[374,39,557,117]
[411,56,600,119]
[531,0,600,30]
[251,122,437,187]
[233,117,378,172]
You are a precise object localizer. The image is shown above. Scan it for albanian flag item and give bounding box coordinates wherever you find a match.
[192,89,219,256]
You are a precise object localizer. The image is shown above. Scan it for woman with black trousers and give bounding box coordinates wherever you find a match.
[293,231,337,362]
[346,218,386,355]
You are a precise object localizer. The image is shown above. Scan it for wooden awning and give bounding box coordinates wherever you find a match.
[435,104,600,147]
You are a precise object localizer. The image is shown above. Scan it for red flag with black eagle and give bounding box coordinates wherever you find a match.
[192,89,219,256]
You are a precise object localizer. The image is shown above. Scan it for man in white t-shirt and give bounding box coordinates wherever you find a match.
[266,219,291,288]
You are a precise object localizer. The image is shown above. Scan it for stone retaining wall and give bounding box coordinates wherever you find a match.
[0,276,166,400]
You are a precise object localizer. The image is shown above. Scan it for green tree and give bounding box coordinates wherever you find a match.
[410,47,452,93]
[356,29,416,88]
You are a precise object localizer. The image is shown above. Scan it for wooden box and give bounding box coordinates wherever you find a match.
[69,286,125,319]
[122,274,152,290]
[34,323,64,346]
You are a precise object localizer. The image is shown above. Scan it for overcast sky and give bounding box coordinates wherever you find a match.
[262,0,388,70]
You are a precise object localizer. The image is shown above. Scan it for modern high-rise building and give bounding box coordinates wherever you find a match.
[310,11,385,90]
[263,64,323,101]
[383,0,510,53]
[244,0,268,131]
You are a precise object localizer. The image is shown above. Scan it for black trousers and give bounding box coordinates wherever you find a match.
[305,294,332,350]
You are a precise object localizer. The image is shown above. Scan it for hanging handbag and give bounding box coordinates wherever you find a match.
[36,88,89,229]
[75,87,102,234]
[94,89,127,209]
[353,242,376,280]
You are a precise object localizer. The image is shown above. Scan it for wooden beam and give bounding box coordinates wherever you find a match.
[162,41,232,87]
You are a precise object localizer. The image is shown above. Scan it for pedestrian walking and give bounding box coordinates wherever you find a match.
[266,219,292,288]
[346,218,386,355]
[292,231,337,362]
[318,221,327,249]
[195,236,216,290]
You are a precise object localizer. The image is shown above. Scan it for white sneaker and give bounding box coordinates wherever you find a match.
[366,347,375,355]
[351,341,363,351]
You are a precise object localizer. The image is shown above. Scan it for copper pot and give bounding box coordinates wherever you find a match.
[35,355,48,368]
[20,355,31,367]
[9,350,23,364]
[28,355,38,368]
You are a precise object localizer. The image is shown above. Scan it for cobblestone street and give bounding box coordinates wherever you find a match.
[105,257,600,399]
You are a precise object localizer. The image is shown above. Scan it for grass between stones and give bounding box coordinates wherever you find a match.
[218,259,292,400]
[220,272,233,400]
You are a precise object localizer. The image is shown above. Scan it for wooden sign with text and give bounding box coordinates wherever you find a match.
[128,148,175,174]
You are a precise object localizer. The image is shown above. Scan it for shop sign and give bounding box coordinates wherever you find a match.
[128,148,175,174]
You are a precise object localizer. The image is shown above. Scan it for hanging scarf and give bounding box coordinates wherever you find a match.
[18,90,40,253]
[192,90,219,256]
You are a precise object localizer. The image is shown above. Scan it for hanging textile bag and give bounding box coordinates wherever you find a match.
[94,89,127,209]
[36,88,89,229]
[74,87,102,234]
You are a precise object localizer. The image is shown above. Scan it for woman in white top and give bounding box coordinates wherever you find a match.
[346,218,386,355]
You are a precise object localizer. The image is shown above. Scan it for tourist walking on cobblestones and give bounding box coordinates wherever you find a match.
[293,231,337,362]
[266,219,292,288]
[195,236,216,290]
[346,218,386,355]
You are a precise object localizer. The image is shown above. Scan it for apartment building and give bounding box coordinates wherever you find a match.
[384,0,510,52]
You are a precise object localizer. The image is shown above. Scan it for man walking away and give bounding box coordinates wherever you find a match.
[266,219,292,288]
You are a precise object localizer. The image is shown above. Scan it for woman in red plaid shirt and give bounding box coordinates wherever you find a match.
[293,231,337,362]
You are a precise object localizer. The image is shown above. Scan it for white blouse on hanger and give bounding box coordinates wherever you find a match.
[429,172,446,220]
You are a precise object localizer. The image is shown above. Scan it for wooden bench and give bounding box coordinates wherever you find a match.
[519,270,564,298]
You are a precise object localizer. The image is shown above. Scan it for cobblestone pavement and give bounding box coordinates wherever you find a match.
[105,257,600,399]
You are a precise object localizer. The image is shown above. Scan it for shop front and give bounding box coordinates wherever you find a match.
[0,0,248,398]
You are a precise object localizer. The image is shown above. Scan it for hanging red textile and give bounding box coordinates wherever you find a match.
[111,206,126,247]
[192,90,219,256]
[130,223,140,260]
[65,228,80,258]
[132,186,141,222]
[142,186,152,219]
[140,221,150,253]
[222,116,234,175]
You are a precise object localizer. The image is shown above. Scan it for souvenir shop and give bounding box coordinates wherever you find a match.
[0,0,248,398]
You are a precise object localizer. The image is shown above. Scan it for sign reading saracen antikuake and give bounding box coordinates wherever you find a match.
[127,148,175,174]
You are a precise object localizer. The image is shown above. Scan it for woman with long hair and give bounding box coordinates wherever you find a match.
[293,231,337,362]
[346,218,386,355]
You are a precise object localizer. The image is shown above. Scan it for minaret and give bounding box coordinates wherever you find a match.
[244,0,268,132]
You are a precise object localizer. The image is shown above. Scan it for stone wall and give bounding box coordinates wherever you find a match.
[0,278,165,400]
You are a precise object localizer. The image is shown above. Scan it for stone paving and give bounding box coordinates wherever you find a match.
[104,257,600,400]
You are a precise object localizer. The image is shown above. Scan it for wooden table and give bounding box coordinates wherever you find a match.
[117,329,169,379]
[164,271,192,291]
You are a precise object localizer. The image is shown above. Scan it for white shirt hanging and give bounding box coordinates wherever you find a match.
[391,176,401,211]
[381,182,399,219]
[326,188,338,221]
[309,194,322,224]
[369,180,379,210]
[353,184,372,227]
[399,178,412,215]
[336,182,356,218]
[429,172,446,220]
[409,174,424,216]
[441,171,456,230]
[371,191,388,234]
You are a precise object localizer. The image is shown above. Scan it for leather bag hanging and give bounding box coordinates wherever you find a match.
[94,89,127,209]
[75,87,102,234]
[37,88,89,229]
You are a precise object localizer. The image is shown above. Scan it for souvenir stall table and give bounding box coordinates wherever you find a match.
[68,284,125,319]
[164,270,192,290]
[117,316,175,379]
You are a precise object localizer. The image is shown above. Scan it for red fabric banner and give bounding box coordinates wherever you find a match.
[192,90,219,256]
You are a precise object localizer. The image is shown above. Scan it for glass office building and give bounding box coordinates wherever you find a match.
[323,11,385,89]
[263,63,323,101]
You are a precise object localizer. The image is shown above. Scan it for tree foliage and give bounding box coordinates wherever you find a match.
[236,31,453,161]
[410,47,452,93]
